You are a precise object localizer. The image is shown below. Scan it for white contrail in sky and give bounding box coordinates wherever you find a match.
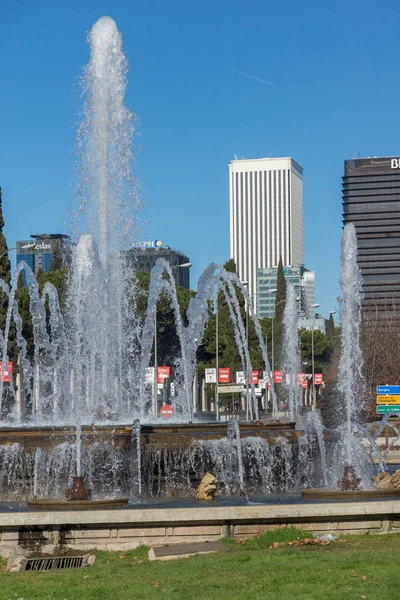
[228,68,274,86]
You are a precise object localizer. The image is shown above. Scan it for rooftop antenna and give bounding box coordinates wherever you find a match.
[234,153,238,160]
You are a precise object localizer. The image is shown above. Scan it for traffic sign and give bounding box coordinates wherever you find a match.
[160,405,175,418]
[377,385,400,395]
[217,384,244,394]
[376,405,400,414]
[377,395,400,405]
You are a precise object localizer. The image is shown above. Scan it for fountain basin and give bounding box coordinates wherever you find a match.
[301,489,400,501]
[2,498,400,556]
[0,420,299,450]
[27,498,129,510]
[0,420,305,502]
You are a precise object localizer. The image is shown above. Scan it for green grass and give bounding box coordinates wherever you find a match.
[223,525,309,550]
[2,532,400,600]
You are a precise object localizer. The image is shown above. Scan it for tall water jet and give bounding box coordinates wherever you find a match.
[77,15,136,263]
[282,284,301,420]
[335,223,366,480]
[67,16,139,422]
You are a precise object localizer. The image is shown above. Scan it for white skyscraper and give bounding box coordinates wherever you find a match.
[229,157,304,308]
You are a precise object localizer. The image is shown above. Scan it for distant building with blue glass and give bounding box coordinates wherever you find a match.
[16,234,71,275]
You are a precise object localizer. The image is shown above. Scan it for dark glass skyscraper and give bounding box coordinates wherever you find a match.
[125,243,191,289]
[342,157,400,315]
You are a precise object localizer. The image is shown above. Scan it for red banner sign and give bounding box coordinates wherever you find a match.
[218,368,231,383]
[249,371,259,385]
[0,362,13,383]
[314,374,323,385]
[274,370,284,384]
[160,404,175,418]
[297,373,306,385]
[157,366,171,383]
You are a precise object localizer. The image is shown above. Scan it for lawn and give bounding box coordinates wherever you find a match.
[1,529,400,600]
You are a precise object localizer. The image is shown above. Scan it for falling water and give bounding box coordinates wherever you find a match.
[227,417,248,499]
[306,413,328,487]
[336,223,366,474]
[282,284,301,420]
[75,424,82,477]
[130,418,142,500]
[0,16,316,501]
[77,16,136,263]
[32,447,42,498]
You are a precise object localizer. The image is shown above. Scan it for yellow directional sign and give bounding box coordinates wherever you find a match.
[376,395,400,405]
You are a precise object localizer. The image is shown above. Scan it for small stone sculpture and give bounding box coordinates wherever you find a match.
[373,472,395,490]
[338,466,361,491]
[196,473,217,500]
[391,469,400,489]
[373,469,400,491]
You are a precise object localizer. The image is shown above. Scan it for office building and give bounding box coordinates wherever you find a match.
[257,265,315,318]
[126,241,191,289]
[342,157,400,314]
[16,234,71,275]
[297,316,327,334]
[229,157,304,308]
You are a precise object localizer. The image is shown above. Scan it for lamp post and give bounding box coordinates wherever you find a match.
[299,328,312,407]
[153,262,191,418]
[268,290,301,372]
[241,281,250,419]
[215,288,219,420]
[309,304,320,409]
[310,307,336,409]
[0,244,36,262]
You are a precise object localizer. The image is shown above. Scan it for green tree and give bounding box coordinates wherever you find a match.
[0,187,18,369]
[133,270,196,368]
[49,242,64,271]
[326,313,335,339]
[197,259,268,406]
[299,329,333,374]
[274,256,286,369]
[16,276,34,360]
[37,268,69,308]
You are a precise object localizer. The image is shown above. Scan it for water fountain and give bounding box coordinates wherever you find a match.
[0,16,301,506]
[0,16,394,512]
[2,17,400,560]
[302,223,399,499]
[282,284,301,420]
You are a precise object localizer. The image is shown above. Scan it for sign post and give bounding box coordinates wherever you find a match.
[376,386,400,415]
[0,362,13,382]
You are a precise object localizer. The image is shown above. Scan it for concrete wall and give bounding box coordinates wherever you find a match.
[1,501,400,557]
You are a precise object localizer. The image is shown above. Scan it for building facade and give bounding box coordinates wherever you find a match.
[126,242,191,289]
[229,157,304,308]
[16,234,71,275]
[297,316,327,334]
[257,265,315,319]
[342,157,400,315]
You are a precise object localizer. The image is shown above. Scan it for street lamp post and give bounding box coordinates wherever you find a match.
[215,290,219,420]
[241,281,250,420]
[153,262,191,418]
[310,304,320,410]
[0,244,36,262]
[269,290,301,373]
[310,307,336,409]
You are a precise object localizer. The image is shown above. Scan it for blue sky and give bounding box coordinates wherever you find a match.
[1,0,400,313]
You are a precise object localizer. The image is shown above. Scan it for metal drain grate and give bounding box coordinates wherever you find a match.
[22,555,86,571]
